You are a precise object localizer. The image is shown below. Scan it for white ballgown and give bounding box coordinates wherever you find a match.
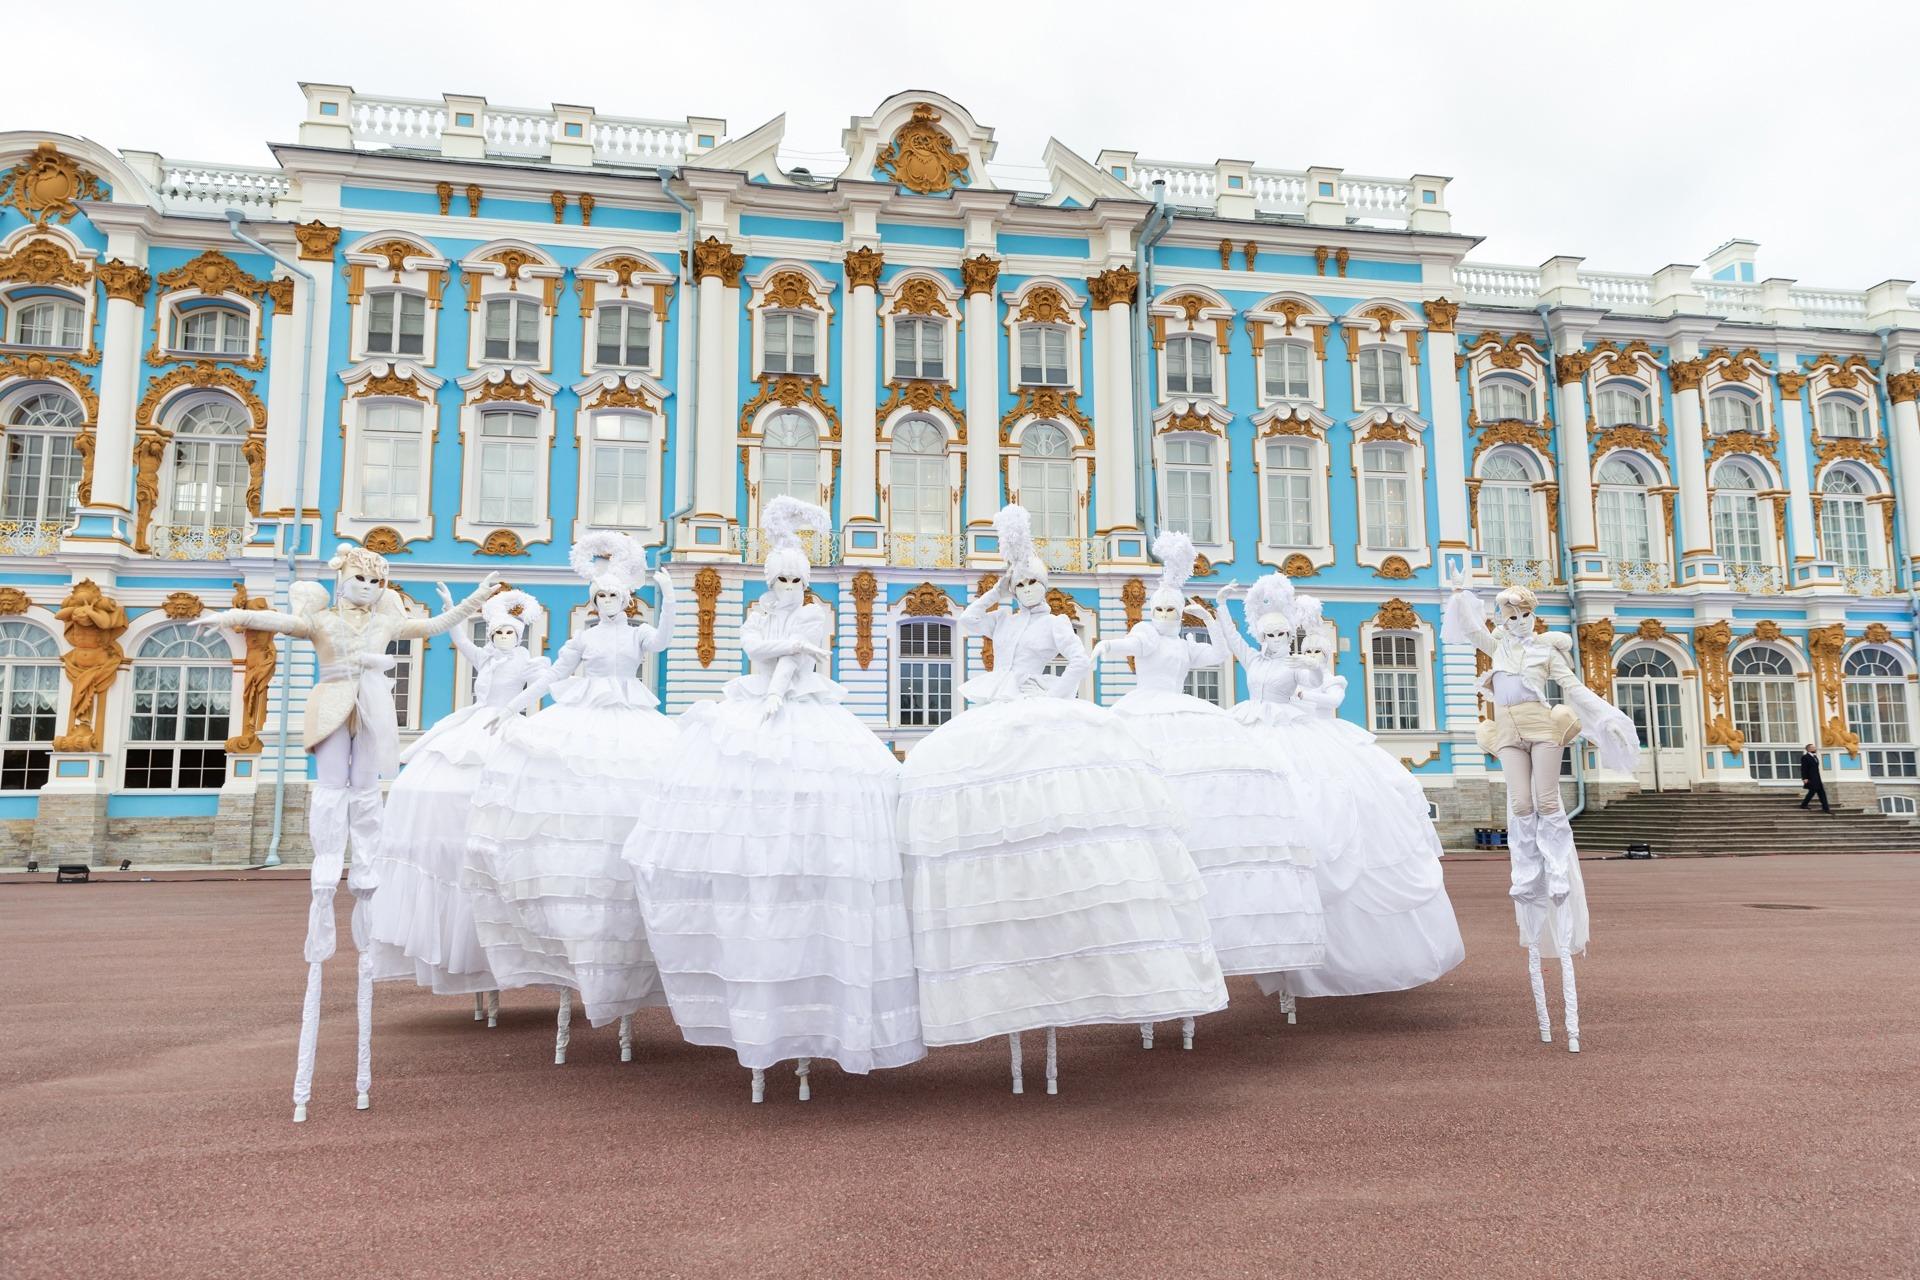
[1216,626,1465,997]
[897,597,1228,1046]
[625,598,925,1074]
[1104,622,1326,978]
[465,616,678,1025]
[368,634,548,994]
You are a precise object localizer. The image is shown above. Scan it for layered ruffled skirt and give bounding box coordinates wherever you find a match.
[1233,702,1464,997]
[465,677,677,1025]
[1110,689,1326,978]
[367,704,502,995]
[898,696,1228,1045]
[623,690,925,1074]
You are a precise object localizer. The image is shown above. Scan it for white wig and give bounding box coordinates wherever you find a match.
[328,541,389,583]
[482,588,543,637]
[994,503,1048,587]
[1150,529,1197,609]
[1244,573,1296,634]
[760,495,830,585]
[570,530,642,600]
[1496,584,1538,614]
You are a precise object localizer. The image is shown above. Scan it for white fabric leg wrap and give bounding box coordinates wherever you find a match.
[292,959,324,1107]
[1527,946,1551,1039]
[304,787,351,963]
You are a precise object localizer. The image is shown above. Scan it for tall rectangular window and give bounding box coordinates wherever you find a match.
[893,317,944,380]
[1162,438,1216,543]
[1264,342,1310,400]
[1357,348,1406,405]
[590,413,651,527]
[1363,445,1411,549]
[358,402,424,520]
[477,410,538,525]
[484,297,540,363]
[764,313,818,376]
[1370,633,1422,731]
[1018,326,1069,386]
[896,620,953,727]
[595,305,651,368]
[366,291,426,357]
[1264,440,1314,547]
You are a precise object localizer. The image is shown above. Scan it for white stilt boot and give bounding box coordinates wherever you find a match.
[796,1057,811,1101]
[1044,1027,1058,1096]
[618,1013,633,1063]
[554,990,573,1065]
[291,785,350,1123]
[1140,1022,1155,1050]
[1527,946,1552,1043]
[1008,1032,1024,1095]
[346,786,383,1112]
[751,1068,766,1103]
[1181,1017,1195,1051]
[486,990,499,1028]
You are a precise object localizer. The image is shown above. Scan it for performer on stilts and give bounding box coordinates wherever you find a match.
[1443,577,1638,1052]
[897,504,1226,1095]
[367,588,549,1026]
[197,543,498,1121]
[1092,531,1325,1051]
[626,497,925,1102]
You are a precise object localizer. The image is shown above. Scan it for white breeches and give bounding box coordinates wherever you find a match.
[312,725,382,790]
[1498,740,1564,819]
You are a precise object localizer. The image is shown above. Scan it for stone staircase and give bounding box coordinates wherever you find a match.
[1569,790,1920,856]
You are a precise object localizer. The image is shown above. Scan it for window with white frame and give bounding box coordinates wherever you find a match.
[1264,438,1316,548]
[365,290,426,358]
[1845,647,1916,778]
[594,303,651,370]
[0,619,58,791]
[1479,452,1538,559]
[1362,444,1412,549]
[3,390,84,525]
[1708,389,1759,436]
[1020,423,1075,539]
[764,312,818,376]
[1711,459,1767,565]
[1479,375,1534,422]
[1820,469,1872,567]
[1731,646,1799,780]
[174,304,250,357]
[124,623,230,790]
[1165,333,1216,397]
[1817,395,1866,439]
[1357,346,1407,407]
[1370,632,1423,731]
[11,296,85,349]
[589,412,652,528]
[1595,383,1651,428]
[384,637,420,731]
[482,297,541,364]
[355,401,425,522]
[760,411,819,506]
[889,417,948,537]
[896,619,954,727]
[476,409,538,525]
[892,317,945,381]
[1595,454,1655,563]
[1181,622,1226,706]
[1264,342,1311,401]
[1162,437,1217,543]
[167,399,250,529]
[1018,325,1070,387]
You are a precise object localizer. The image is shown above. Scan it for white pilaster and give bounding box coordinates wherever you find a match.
[1426,320,1468,551]
[90,288,143,521]
[262,280,304,517]
[1887,356,1920,581]
[1094,299,1138,535]
[1669,338,1720,583]
[1777,371,1816,565]
[963,258,1003,539]
[841,251,880,525]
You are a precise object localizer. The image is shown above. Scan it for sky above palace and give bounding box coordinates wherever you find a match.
[10,0,1917,291]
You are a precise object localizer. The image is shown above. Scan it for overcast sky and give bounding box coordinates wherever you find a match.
[9,0,1916,288]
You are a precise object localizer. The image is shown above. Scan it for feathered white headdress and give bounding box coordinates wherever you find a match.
[482,588,543,637]
[1286,590,1325,633]
[570,530,642,598]
[1151,529,1197,608]
[328,541,389,583]
[1244,573,1296,633]
[760,495,830,585]
[993,503,1047,588]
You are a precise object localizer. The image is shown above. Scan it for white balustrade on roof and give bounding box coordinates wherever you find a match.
[1125,161,1417,226]
[343,92,704,166]
[152,163,292,214]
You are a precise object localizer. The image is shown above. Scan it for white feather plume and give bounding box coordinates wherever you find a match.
[993,503,1035,572]
[482,588,542,632]
[1287,591,1325,631]
[1152,529,1197,600]
[760,495,829,553]
[1244,573,1296,627]
[569,531,640,587]
[288,581,329,617]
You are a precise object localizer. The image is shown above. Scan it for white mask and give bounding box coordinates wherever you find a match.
[340,574,383,608]
[593,590,627,621]
[1502,611,1534,639]
[489,627,519,650]
[1013,579,1046,611]
[1150,602,1181,636]
[769,575,805,608]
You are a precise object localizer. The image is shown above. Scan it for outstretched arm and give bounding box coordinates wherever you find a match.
[394,573,502,641]
[196,607,315,640]
[1545,643,1640,772]
[1092,622,1148,666]
[1207,601,1260,670]
[642,569,677,653]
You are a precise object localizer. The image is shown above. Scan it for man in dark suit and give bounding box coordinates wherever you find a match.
[1798,744,1831,813]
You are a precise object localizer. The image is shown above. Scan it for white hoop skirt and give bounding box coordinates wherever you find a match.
[1233,703,1464,997]
[624,691,925,1074]
[465,676,676,1025]
[1110,689,1326,978]
[898,697,1228,1046]
[367,703,502,995]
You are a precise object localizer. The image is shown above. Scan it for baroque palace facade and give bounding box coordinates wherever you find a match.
[2,85,1918,862]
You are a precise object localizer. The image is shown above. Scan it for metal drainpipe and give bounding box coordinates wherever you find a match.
[226,210,313,868]
[1537,305,1589,820]
[656,167,700,565]
[1131,182,1175,539]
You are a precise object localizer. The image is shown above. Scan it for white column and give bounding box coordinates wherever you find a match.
[1777,374,1816,565]
[297,227,339,558]
[1889,365,1920,581]
[1669,352,1716,574]
[841,249,880,525]
[89,277,145,522]
[1088,267,1140,550]
[963,257,1002,533]
[262,280,304,517]
[1550,359,1594,555]
[692,267,734,518]
[1424,312,1468,556]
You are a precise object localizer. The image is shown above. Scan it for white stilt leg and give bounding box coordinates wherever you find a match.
[486,990,499,1028]
[1140,1022,1154,1050]
[1044,1027,1058,1096]
[751,1068,766,1103]
[354,944,373,1110]
[1279,992,1297,1025]
[291,959,324,1123]
[796,1057,811,1102]
[473,993,485,1021]
[1181,1017,1195,1051]
[1527,946,1552,1043]
[1559,949,1580,1052]
[1008,1032,1024,1095]
[618,1013,633,1063]
[554,990,572,1065]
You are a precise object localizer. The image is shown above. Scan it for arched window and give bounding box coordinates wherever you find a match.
[1165,333,1215,397]
[1479,376,1534,422]
[1730,647,1799,780]
[1370,631,1423,731]
[760,411,819,507]
[763,311,818,376]
[1019,423,1075,540]
[12,296,85,350]
[365,289,426,357]
[1018,324,1070,387]
[1711,459,1766,566]
[1264,341,1310,400]
[0,619,59,790]
[1263,438,1315,548]
[482,296,541,363]
[1819,469,1871,567]
[1162,437,1216,543]
[1845,648,1916,778]
[168,399,250,529]
[2,390,84,525]
[892,316,945,380]
[1361,444,1412,550]
[1708,389,1758,435]
[1357,346,1406,406]
[1612,647,1682,751]
[1595,383,1650,428]
[1595,454,1654,563]
[895,619,954,728]
[1817,396,1865,439]
[356,401,425,522]
[476,408,538,524]
[589,412,652,528]
[593,303,651,369]
[174,303,250,356]
[1479,451,1537,559]
[125,623,231,790]
[889,417,948,538]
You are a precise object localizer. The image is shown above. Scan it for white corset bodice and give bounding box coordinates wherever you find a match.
[472,647,544,707]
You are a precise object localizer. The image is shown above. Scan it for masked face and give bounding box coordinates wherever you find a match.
[770,573,805,608]
[593,589,627,621]
[1501,606,1534,640]
[340,573,383,608]
[1258,618,1290,657]
[1150,601,1181,636]
[489,625,519,650]
[1013,576,1046,611]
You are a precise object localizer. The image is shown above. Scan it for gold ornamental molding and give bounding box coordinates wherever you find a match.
[0,353,98,420]
[1461,332,1546,372]
[1421,298,1459,332]
[1808,622,1859,755]
[1813,433,1887,474]
[1554,350,1593,385]
[693,567,723,667]
[155,249,272,301]
[1588,424,1665,463]
[435,182,453,216]
[1809,353,1875,390]
[1668,357,1709,393]
[0,236,89,287]
[1281,553,1317,578]
[1086,267,1139,311]
[361,527,405,555]
[1473,419,1556,469]
[1862,622,1893,645]
[843,247,884,291]
[1375,598,1420,631]
[1012,286,1074,325]
[1374,556,1414,581]
[293,221,341,261]
[903,581,953,617]
[351,370,431,402]
[1778,370,1810,399]
[690,237,744,287]
[875,104,971,195]
[877,380,966,444]
[467,377,545,407]
[759,269,823,311]
[225,582,275,754]
[1259,409,1324,440]
[739,374,841,441]
[135,361,266,430]
[1636,618,1667,641]
[1706,429,1777,468]
[0,144,105,226]
[891,276,952,317]
[0,587,31,614]
[159,591,205,620]
[851,571,878,669]
[1576,618,1614,692]
[1694,620,1743,756]
[51,580,127,753]
[94,258,150,302]
[960,254,1000,297]
[586,382,660,414]
[998,386,1091,446]
[1887,371,1920,404]
[477,530,529,557]
[1046,588,1079,620]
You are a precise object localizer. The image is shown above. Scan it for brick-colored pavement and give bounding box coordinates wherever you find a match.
[2,854,1915,1279]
